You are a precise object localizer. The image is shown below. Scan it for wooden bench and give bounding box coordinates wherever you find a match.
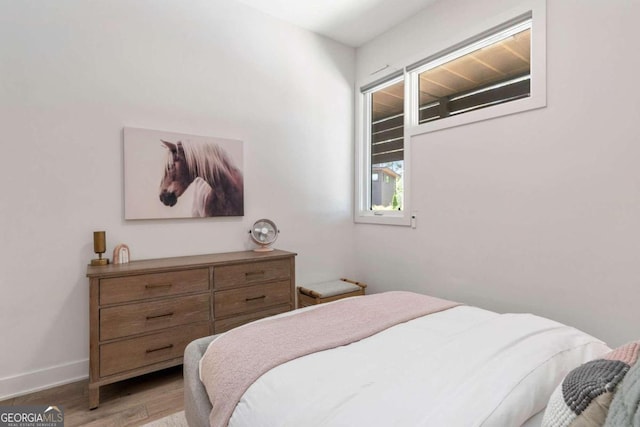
[297,278,367,307]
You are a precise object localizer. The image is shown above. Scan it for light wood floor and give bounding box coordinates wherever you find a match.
[0,366,184,427]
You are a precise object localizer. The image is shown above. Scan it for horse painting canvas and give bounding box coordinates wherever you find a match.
[124,127,244,219]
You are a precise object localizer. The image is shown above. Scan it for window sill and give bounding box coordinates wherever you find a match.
[408,95,546,138]
[354,212,411,226]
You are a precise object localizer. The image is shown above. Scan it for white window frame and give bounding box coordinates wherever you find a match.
[355,3,545,226]
[355,73,412,226]
[407,12,544,136]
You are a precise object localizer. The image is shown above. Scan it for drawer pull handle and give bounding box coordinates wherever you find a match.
[145,283,172,289]
[245,295,266,302]
[146,312,174,320]
[146,344,174,354]
[245,271,265,279]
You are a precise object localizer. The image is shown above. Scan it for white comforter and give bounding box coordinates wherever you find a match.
[226,306,608,427]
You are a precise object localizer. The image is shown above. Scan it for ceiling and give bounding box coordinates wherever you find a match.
[234,0,439,47]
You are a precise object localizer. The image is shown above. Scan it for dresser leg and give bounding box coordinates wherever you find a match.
[89,385,100,409]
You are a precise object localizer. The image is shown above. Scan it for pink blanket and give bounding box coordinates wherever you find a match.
[200,291,460,427]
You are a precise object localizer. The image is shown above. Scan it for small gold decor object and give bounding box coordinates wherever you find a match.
[113,244,130,264]
[91,231,110,266]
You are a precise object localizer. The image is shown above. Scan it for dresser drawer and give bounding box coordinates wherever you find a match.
[214,304,290,334]
[100,293,211,341]
[214,259,290,290]
[214,280,291,318]
[99,322,210,378]
[100,269,209,305]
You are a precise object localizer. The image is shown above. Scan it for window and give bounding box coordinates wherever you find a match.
[355,8,545,226]
[412,16,532,125]
[355,74,410,225]
[370,78,404,212]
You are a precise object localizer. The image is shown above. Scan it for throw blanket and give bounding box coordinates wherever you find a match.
[200,291,460,427]
[604,347,640,426]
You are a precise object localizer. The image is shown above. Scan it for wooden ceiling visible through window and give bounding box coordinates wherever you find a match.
[371,28,531,123]
[372,80,404,123]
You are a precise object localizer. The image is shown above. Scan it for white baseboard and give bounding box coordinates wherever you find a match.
[0,359,89,401]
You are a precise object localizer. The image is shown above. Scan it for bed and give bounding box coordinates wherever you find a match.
[184,291,621,427]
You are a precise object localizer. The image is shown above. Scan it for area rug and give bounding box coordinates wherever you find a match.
[142,410,188,427]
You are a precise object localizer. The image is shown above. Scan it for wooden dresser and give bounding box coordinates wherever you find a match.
[86,249,296,408]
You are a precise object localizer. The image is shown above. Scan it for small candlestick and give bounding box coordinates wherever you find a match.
[91,231,109,266]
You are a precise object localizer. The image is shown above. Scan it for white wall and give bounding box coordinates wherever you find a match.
[354,0,640,347]
[0,0,355,398]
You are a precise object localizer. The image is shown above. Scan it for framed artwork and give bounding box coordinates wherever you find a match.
[124,127,244,219]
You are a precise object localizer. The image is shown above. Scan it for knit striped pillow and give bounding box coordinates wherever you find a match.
[542,341,640,427]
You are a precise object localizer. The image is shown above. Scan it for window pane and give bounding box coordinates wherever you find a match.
[418,27,530,124]
[371,79,404,211]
